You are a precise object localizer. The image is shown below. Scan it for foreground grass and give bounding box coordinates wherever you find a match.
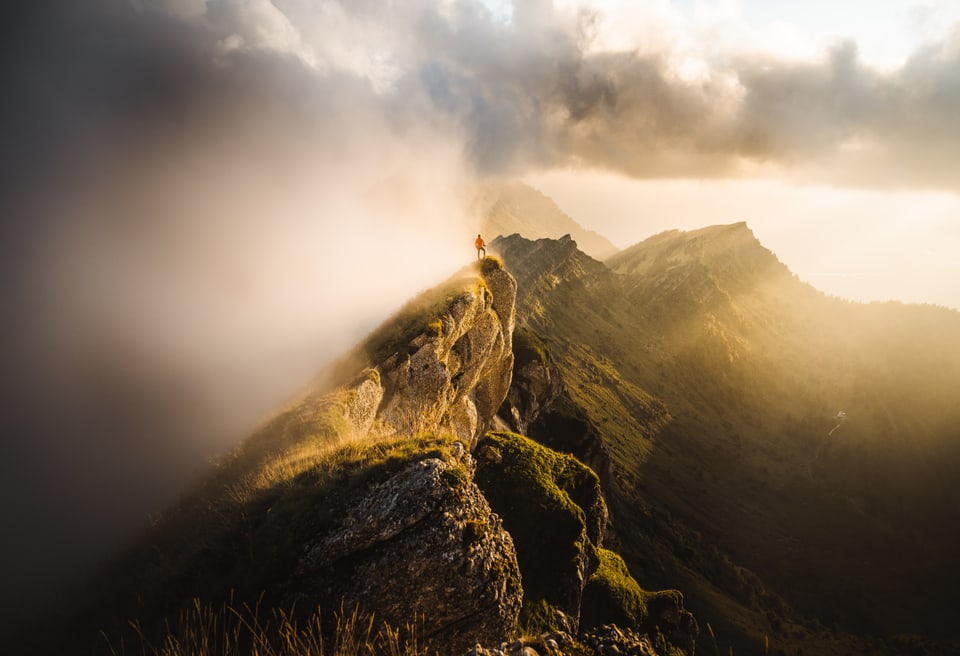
[100,599,433,656]
[67,433,462,656]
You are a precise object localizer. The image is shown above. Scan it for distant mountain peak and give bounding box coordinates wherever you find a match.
[476,181,620,260]
[606,221,789,290]
[491,232,609,292]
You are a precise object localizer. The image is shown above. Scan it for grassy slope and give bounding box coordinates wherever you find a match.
[40,263,512,654]
[496,229,960,655]
[473,431,691,656]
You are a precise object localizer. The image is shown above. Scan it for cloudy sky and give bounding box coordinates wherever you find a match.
[520,0,960,309]
[1,0,959,631]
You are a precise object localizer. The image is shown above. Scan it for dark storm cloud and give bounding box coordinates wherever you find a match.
[727,36,960,188]
[536,32,960,187]
[135,0,958,188]
[324,1,960,187]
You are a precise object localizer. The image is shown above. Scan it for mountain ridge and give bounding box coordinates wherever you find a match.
[21,216,960,656]
[478,181,620,261]
[492,229,960,655]
[30,257,697,656]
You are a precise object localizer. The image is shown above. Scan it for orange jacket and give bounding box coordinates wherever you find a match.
[475,236,485,249]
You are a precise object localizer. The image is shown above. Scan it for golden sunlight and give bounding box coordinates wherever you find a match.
[526,169,960,310]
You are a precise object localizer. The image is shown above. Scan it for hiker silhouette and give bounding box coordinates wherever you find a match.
[475,234,486,260]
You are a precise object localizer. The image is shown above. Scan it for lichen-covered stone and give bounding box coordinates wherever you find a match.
[294,451,523,654]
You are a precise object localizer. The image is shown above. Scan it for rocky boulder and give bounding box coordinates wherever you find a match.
[290,443,523,654]
[474,432,608,634]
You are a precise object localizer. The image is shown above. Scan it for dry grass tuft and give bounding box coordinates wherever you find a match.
[100,599,434,656]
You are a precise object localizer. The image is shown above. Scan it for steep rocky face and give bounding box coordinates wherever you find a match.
[293,446,523,654]
[39,262,520,655]
[497,327,563,436]
[497,328,613,490]
[330,259,517,451]
[474,432,609,634]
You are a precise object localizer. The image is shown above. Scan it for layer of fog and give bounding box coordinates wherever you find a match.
[0,0,475,630]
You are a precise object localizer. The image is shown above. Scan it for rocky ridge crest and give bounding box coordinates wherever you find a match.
[326,258,517,451]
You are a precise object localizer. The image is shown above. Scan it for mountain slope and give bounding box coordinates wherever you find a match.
[477,181,620,260]
[31,258,696,656]
[32,259,521,654]
[495,226,960,655]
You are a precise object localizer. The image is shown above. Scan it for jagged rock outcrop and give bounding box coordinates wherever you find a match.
[329,258,517,451]
[474,432,608,635]
[498,327,563,436]
[293,445,523,654]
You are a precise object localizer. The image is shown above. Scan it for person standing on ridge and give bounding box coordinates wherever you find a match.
[475,234,486,260]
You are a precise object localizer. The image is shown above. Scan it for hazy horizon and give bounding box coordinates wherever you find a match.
[524,172,960,311]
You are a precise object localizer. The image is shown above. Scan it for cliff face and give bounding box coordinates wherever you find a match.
[329,258,517,451]
[475,432,608,633]
[213,260,523,652]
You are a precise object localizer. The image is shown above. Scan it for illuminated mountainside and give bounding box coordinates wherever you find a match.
[494,225,960,655]
[23,222,960,656]
[31,259,694,656]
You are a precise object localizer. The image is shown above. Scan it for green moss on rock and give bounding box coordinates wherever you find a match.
[581,548,647,630]
[581,550,697,652]
[474,431,607,631]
